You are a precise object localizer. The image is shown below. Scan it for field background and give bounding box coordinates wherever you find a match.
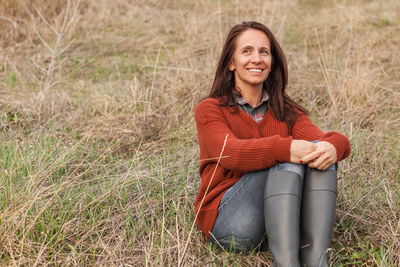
[1,0,399,266]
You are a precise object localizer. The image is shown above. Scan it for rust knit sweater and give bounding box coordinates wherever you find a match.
[194,97,351,239]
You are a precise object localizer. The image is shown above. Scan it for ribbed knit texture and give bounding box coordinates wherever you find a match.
[194,97,351,239]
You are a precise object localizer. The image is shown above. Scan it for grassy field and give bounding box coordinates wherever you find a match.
[1,0,399,265]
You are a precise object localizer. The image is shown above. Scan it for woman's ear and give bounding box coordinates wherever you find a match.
[229,61,235,71]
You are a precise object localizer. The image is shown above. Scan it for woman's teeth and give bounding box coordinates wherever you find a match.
[248,69,262,72]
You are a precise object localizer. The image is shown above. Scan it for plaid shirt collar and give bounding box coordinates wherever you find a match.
[233,89,269,108]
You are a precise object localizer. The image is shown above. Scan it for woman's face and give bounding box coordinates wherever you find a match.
[229,29,272,90]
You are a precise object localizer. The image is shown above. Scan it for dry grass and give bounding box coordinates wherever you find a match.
[1,0,399,265]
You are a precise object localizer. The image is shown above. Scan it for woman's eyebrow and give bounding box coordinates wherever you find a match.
[240,45,270,50]
[240,45,253,50]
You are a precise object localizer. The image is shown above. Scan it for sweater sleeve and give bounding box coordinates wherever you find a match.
[291,114,351,161]
[195,100,292,172]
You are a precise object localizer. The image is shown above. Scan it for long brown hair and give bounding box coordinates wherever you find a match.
[209,21,308,128]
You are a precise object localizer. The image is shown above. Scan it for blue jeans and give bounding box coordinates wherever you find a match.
[209,162,337,252]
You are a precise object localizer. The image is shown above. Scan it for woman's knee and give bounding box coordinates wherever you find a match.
[210,219,265,252]
[265,162,305,198]
[210,232,265,252]
[211,205,265,252]
[274,162,306,177]
[304,163,338,192]
[211,170,267,252]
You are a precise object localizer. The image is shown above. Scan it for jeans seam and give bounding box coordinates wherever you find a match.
[218,174,251,210]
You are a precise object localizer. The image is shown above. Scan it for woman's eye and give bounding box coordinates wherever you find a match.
[242,49,251,54]
[261,50,269,55]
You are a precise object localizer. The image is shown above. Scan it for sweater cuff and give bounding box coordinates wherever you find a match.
[273,136,292,162]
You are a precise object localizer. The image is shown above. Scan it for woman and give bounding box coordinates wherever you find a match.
[194,21,350,266]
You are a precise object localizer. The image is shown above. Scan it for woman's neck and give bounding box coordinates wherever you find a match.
[237,84,263,108]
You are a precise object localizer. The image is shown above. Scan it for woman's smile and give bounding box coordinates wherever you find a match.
[247,68,264,73]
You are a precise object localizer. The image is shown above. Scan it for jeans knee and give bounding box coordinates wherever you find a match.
[265,163,304,198]
[210,215,265,252]
[210,234,257,252]
[275,162,306,177]
[304,164,338,192]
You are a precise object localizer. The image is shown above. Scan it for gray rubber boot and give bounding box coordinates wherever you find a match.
[300,164,337,267]
[264,163,305,267]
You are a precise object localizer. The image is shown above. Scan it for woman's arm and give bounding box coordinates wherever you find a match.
[291,114,351,168]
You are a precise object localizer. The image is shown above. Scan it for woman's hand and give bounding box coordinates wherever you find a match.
[300,141,337,170]
[290,140,317,164]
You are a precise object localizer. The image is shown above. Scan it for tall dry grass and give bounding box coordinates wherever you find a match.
[1,0,399,265]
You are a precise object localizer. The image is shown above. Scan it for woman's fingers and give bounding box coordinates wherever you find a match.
[301,141,337,168]
[317,141,337,162]
[290,140,317,163]
[293,140,337,169]
[308,157,328,170]
[319,161,333,170]
[307,154,335,170]
[300,141,336,170]
[300,149,322,163]
[307,155,324,169]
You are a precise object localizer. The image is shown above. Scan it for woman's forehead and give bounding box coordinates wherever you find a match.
[236,29,270,48]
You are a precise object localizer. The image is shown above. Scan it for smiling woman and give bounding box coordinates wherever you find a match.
[228,29,272,107]
[194,21,351,266]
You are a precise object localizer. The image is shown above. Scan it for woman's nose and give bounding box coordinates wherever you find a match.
[251,52,262,63]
